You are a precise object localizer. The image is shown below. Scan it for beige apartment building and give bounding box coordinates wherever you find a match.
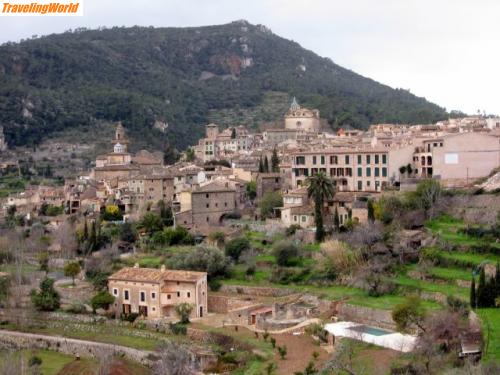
[289,143,417,192]
[108,264,208,320]
[431,132,500,185]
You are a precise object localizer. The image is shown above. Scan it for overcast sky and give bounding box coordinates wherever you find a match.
[1,0,498,115]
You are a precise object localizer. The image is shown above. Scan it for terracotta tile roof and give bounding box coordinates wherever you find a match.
[195,181,235,193]
[109,267,206,283]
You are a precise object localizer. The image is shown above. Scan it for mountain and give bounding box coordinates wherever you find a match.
[0,20,447,152]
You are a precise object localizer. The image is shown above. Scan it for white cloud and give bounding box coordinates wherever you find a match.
[1,0,499,114]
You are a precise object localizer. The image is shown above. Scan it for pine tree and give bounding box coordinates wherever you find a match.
[470,276,476,309]
[264,156,269,173]
[477,267,487,307]
[271,148,280,172]
[258,157,264,173]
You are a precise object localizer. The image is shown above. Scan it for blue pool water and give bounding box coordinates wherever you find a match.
[348,325,392,336]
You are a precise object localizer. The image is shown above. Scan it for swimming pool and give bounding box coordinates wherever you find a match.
[348,325,392,336]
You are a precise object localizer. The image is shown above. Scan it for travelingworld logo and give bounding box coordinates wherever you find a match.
[1,0,83,16]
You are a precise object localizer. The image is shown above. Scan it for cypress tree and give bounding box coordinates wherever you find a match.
[477,267,487,307]
[264,156,269,173]
[495,262,500,297]
[258,157,264,173]
[334,206,340,231]
[367,200,375,222]
[88,220,97,253]
[83,220,88,241]
[271,148,280,172]
[470,276,476,309]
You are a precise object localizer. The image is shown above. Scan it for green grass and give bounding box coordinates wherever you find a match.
[477,308,500,361]
[439,251,500,266]
[222,278,441,310]
[392,274,469,300]
[31,350,81,375]
[15,325,165,351]
[427,266,473,281]
[426,215,500,249]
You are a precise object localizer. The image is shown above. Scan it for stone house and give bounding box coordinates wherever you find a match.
[256,172,282,199]
[108,264,208,320]
[175,180,237,229]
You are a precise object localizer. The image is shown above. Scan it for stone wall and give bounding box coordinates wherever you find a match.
[207,295,257,314]
[337,304,396,330]
[0,330,154,366]
[219,285,294,297]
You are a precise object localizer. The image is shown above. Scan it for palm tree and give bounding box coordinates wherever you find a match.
[307,172,335,242]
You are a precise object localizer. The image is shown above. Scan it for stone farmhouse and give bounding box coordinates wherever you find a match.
[108,264,208,320]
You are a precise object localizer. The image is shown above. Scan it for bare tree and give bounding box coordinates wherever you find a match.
[153,341,194,375]
[54,220,78,258]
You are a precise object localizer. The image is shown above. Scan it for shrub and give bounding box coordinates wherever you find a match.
[64,261,81,285]
[277,345,287,360]
[66,303,87,314]
[270,267,310,284]
[167,246,230,279]
[30,278,61,311]
[285,224,301,237]
[90,290,115,313]
[208,278,222,291]
[28,356,42,367]
[318,240,359,275]
[225,237,251,262]
[101,205,123,221]
[175,303,194,324]
[169,322,187,335]
[121,312,139,323]
[272,240,299,267]
[259,191,283,219]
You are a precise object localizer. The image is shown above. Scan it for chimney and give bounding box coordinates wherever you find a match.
[160,265,166,272]
[133,263,139,268]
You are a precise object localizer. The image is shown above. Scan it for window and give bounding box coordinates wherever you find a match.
[320,155,325,165]
[357,167,362,177]
[206,203,210,208]
[382,155,387,164]
[296,156,306,165]
[112,288,118,297]
[151,292,156,300]
[375,155,379,164]
[330,155,338,164]
[313,156,317,165]
[293,215,298,222]
[167,294,171,300]
[187,292,191,298]
[357,155,362,164]
[366,155,371,164]
[366,167,371,177]
[367,181,371,187]
[140,291,145,302]
[224,202,227,207]
[357,181,362,191]
[205,193,209,198]
[345,155,350,164]
[177,292,180,297]
[382,167,387,177]
[124,290,129,300]
[375,167,380,177]
[301,216,306,222]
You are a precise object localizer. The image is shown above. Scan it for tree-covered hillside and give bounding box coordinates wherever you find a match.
[0,20,447,151]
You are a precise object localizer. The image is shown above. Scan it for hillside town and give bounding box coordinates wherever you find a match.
[0,97,499,374]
